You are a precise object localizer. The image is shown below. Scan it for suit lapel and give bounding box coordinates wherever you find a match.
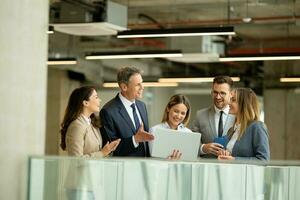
[224,114,235,134]
[116,96,136,133]
[136,101,147,128]
[208,106,217,137]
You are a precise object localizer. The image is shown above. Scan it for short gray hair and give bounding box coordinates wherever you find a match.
[117,67,141,85]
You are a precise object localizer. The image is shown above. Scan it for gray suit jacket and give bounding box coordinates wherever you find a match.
[231,121,270,161]
[191,106,235,157]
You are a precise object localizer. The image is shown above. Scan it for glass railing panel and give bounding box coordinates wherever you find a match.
[28,156,122,200]
[191,163,246,200]
[28,156,300,200]
[246,165,265,200]
[264,166,290,200]
[289,166,300,200]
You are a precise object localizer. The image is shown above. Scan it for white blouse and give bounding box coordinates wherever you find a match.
[226,124,240,153]
[149,122,192,133]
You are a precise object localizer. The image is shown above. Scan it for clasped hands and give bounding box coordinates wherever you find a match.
[202,143,235,160]
[102,138,121,157]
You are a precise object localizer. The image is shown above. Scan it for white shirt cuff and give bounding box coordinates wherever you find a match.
[200,144,206,155]
[132,136,139,148]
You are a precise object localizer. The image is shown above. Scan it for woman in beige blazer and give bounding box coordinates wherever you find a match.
[61,86,120,157]
[60,86,120,200]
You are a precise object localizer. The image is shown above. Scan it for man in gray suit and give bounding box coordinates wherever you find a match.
[191,76,235,158]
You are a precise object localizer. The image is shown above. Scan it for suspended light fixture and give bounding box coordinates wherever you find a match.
[85,50,182,60]
[47,58,77,65]
[219,55,300,62]
[280,77,300,82]
[103,82,178,88]
[47,26,54,34]
[117,26,235,38]
[158,77,240,83]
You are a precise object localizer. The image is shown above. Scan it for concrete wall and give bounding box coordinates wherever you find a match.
[264,89,300,160]
[0,1,48,199]
[46,68,80,155]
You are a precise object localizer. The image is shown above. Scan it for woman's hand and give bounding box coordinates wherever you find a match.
[167,149,182,160]
[217,149,235,160]
[101,139,121,157]
[218,155,235,160]
[217,149,231,156]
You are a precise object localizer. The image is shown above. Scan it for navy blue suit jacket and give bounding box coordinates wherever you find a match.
[100,94,149,157]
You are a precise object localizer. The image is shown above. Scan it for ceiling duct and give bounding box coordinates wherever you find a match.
[166,36,225,63]
[50,0,127,36]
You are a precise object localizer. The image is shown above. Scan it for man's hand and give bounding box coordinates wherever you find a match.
[134,123,154,143]
[202,143,224,156]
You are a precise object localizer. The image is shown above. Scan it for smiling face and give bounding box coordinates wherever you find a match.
[167,103,188,129]
[211,83,232,109]
[229,90,238,115]
[84,89,101,113]
[120,73,144,101]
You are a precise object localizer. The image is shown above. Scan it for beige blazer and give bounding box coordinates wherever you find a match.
[66,115,103,158]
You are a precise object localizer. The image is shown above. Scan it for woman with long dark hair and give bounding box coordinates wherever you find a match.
[60,86,120,157]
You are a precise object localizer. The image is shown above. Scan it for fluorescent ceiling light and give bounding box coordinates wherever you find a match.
[47,26,54,34]
[167,53,219,63]
[219,55,300,62]
[280,77,300,82]
[158,77,240,83]
[85,50,182,60]
[47,59,77,65]
[117,26,235,38]
[103,82,178,88]
[50,22,126,36]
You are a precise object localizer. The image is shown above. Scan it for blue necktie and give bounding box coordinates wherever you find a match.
[131,103,140,131]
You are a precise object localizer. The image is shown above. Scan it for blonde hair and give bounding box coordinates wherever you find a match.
[161,94,191,126]
[233,88,260,139]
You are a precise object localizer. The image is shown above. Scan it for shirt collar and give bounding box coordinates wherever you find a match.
[164,121,185,130]
[119,93,135,107]
[214,105,230,115]
[81,114,91,125]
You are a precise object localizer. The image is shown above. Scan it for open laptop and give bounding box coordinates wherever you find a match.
[150,128,201,161]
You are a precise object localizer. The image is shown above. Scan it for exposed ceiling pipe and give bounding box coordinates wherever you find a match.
[227,47,300,55]
[128,15,300,29]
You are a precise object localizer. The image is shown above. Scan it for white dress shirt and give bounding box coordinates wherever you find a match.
[119,93,142,147]
[149,122,192,133]
[214,105,230,136]
[200,105,230,155]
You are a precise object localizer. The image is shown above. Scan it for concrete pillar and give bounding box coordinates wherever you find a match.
[0,1,48,199]
[46,68,80,155]
[264,60,300,160]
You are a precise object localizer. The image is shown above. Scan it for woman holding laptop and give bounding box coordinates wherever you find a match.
[150,94,192,159]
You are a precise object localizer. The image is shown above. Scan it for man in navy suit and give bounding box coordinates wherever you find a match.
[100,67,154,157]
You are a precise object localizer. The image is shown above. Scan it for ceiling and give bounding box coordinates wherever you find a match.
[48,0,300,94]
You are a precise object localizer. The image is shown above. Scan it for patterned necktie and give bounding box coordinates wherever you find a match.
[131,103,140,131]
[218,111,223,137]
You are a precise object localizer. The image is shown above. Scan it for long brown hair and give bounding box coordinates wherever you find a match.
[161,94,191,126]
[60,86,100,150]
[232,88,260,139]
